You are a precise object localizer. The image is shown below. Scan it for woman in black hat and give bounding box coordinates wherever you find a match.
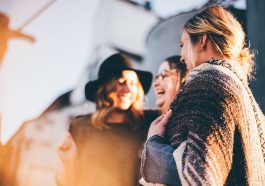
[56,53,158,186]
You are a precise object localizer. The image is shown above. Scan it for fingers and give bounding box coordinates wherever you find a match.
[147,110,173,139]
[157,109,172,127]
[58,132,73,151]
[164,109,173,120]
[152,114,165,125]
[57,132,77,163]
[60,136,71,151]
[29,36,36,42]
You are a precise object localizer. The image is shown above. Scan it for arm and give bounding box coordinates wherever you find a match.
[167,70,237,185]
[141,135,180,185]
[141,111,181,185]
[171,130,234,186]
[56,132,77,186]
[8,30,35,42]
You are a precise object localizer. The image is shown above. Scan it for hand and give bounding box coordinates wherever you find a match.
[27,35,36,42]
[57,132,77,166]
[147,109,172,140]
[56,132,77,186]
[12,31,36,42]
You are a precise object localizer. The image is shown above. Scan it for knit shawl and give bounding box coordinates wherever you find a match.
[167,60,265,186]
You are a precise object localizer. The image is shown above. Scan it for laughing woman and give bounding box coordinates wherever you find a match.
[57,54,158,186]
[153,55,187,114]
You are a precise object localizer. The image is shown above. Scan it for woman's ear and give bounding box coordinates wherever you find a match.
[199,34,207,51]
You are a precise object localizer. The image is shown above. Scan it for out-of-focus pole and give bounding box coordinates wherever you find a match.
[247,0,265,112]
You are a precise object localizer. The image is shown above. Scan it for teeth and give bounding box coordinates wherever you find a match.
[156,90,165,95]
[120,95,131,99]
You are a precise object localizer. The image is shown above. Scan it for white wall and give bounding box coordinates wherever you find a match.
[0,0,102,144]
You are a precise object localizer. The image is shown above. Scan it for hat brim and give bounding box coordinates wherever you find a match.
[85,69,152,102]
[133,69,153,94]
[85,79,100,102]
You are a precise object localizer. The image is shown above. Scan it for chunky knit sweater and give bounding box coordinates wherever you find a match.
[166,60,265,185]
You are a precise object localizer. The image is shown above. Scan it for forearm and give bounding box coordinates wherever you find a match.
[141,135,180,185]
[172,131,233,185]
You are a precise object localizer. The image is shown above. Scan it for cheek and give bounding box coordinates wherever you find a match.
[154,81,163,89]
[108,92,117,103]
[126,85,138,99]
[114,84,121,93]
[165,82,175,94]
[180,48,184,57]
[181,46,186,58]
[132,87,138,99]
[165,78,178,94]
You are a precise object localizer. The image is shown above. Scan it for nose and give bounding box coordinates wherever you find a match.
[121,82,130,93]
[153,75,162,87]
[153,80,159,88]
[180,57,185,64]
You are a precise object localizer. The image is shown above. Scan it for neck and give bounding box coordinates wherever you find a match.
[161,103,170,114]
[196,40,225,66]
[107,109,127,124]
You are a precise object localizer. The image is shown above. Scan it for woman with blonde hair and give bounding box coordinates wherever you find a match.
[57,53,158,186]
[141,5,265,185]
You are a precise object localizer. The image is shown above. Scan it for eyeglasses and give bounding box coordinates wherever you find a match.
[154,69,177,82]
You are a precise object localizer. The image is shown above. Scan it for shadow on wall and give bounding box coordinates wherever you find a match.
[0,12,35,66]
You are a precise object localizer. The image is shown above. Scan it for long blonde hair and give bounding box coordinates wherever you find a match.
[91,75,144,129]
[184,5,254,79]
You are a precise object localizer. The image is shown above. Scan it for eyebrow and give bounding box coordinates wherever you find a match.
[156,69,177,76]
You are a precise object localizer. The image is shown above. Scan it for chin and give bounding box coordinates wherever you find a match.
[156,101,164,108]
[119,104,131,110]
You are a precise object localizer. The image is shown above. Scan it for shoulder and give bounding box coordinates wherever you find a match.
[143,110,160,123]
[187,63,231,85]
[140,110,160,130]
[176,62,243,103]
[69,114,92,133]
[186,61,246,88]
[168,61,244,132]
[169,61,244,126]
[73,114,91,123]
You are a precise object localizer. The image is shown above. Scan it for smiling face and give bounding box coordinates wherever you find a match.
[153,62,181,114]
[109,70,139,110]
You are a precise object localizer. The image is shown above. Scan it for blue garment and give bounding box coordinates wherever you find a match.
[141,135,180,185]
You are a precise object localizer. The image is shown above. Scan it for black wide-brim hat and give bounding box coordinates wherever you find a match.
[85,53,153,102]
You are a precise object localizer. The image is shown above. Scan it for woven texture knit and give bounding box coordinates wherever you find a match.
[167,60,265,186]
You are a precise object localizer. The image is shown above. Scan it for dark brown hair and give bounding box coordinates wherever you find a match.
[166,55,187,84]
